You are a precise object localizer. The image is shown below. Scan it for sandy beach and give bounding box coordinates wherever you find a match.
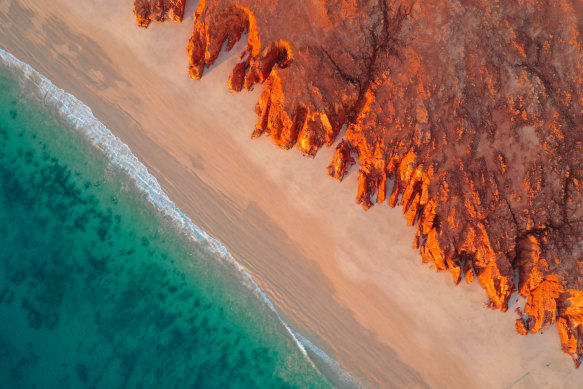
[2,0,582,387]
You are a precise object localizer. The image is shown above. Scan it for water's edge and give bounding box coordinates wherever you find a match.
[0,47,358,388]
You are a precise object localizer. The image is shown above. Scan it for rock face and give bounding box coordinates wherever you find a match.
[328,140,355,182]
[139,0,583,367]
[133,0,186,27]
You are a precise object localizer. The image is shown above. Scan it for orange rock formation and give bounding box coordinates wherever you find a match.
[138,0,583,367]
[328,140,355,182]
[133,0,186,27]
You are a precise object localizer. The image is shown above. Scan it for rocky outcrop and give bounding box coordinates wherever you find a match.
[137,0,583,367]
[328,140,355,182]
[133,0,186,27]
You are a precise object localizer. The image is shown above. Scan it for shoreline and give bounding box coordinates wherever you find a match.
[0,51,333,388]
[0,46,349,386]
[1,0,582,387]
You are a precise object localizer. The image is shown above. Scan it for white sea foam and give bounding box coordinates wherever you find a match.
[0,47,359,388]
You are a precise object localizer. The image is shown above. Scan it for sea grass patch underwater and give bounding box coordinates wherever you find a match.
[0,71,331,388]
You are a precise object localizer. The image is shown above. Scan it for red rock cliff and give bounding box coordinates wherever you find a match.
[139,0,583,367]
[133,0,186,27]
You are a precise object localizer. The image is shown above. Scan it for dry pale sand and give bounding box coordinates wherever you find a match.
[2,0,583,387]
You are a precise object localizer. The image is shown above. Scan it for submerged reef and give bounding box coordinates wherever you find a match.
[135,0,583,366]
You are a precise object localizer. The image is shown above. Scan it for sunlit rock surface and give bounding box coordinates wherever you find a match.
[137,0,583,367]
[134,0,186,27]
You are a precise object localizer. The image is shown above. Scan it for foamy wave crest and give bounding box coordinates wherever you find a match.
[0,48,359,388]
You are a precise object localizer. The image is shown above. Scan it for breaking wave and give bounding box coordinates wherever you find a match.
[0,47,359,388]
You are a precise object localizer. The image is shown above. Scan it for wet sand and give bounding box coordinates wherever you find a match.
[1,0,582,387]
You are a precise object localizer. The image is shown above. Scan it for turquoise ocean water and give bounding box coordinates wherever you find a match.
[0,49,334,388]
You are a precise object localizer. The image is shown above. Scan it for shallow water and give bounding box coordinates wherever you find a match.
[0,65,331,388]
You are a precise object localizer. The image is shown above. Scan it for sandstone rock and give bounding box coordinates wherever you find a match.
[138,0,583,366]
[328,140,355,182]
[515,308,531,336]
[515,319,529,336]
[524,276,562,333]
[228,61,248,92]
[133,0,186,28]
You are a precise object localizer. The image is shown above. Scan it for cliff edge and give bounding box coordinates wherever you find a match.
[133,0,186,27]
[136,0,583,367]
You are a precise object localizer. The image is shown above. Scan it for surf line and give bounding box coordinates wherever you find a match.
[0,47,359,387]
